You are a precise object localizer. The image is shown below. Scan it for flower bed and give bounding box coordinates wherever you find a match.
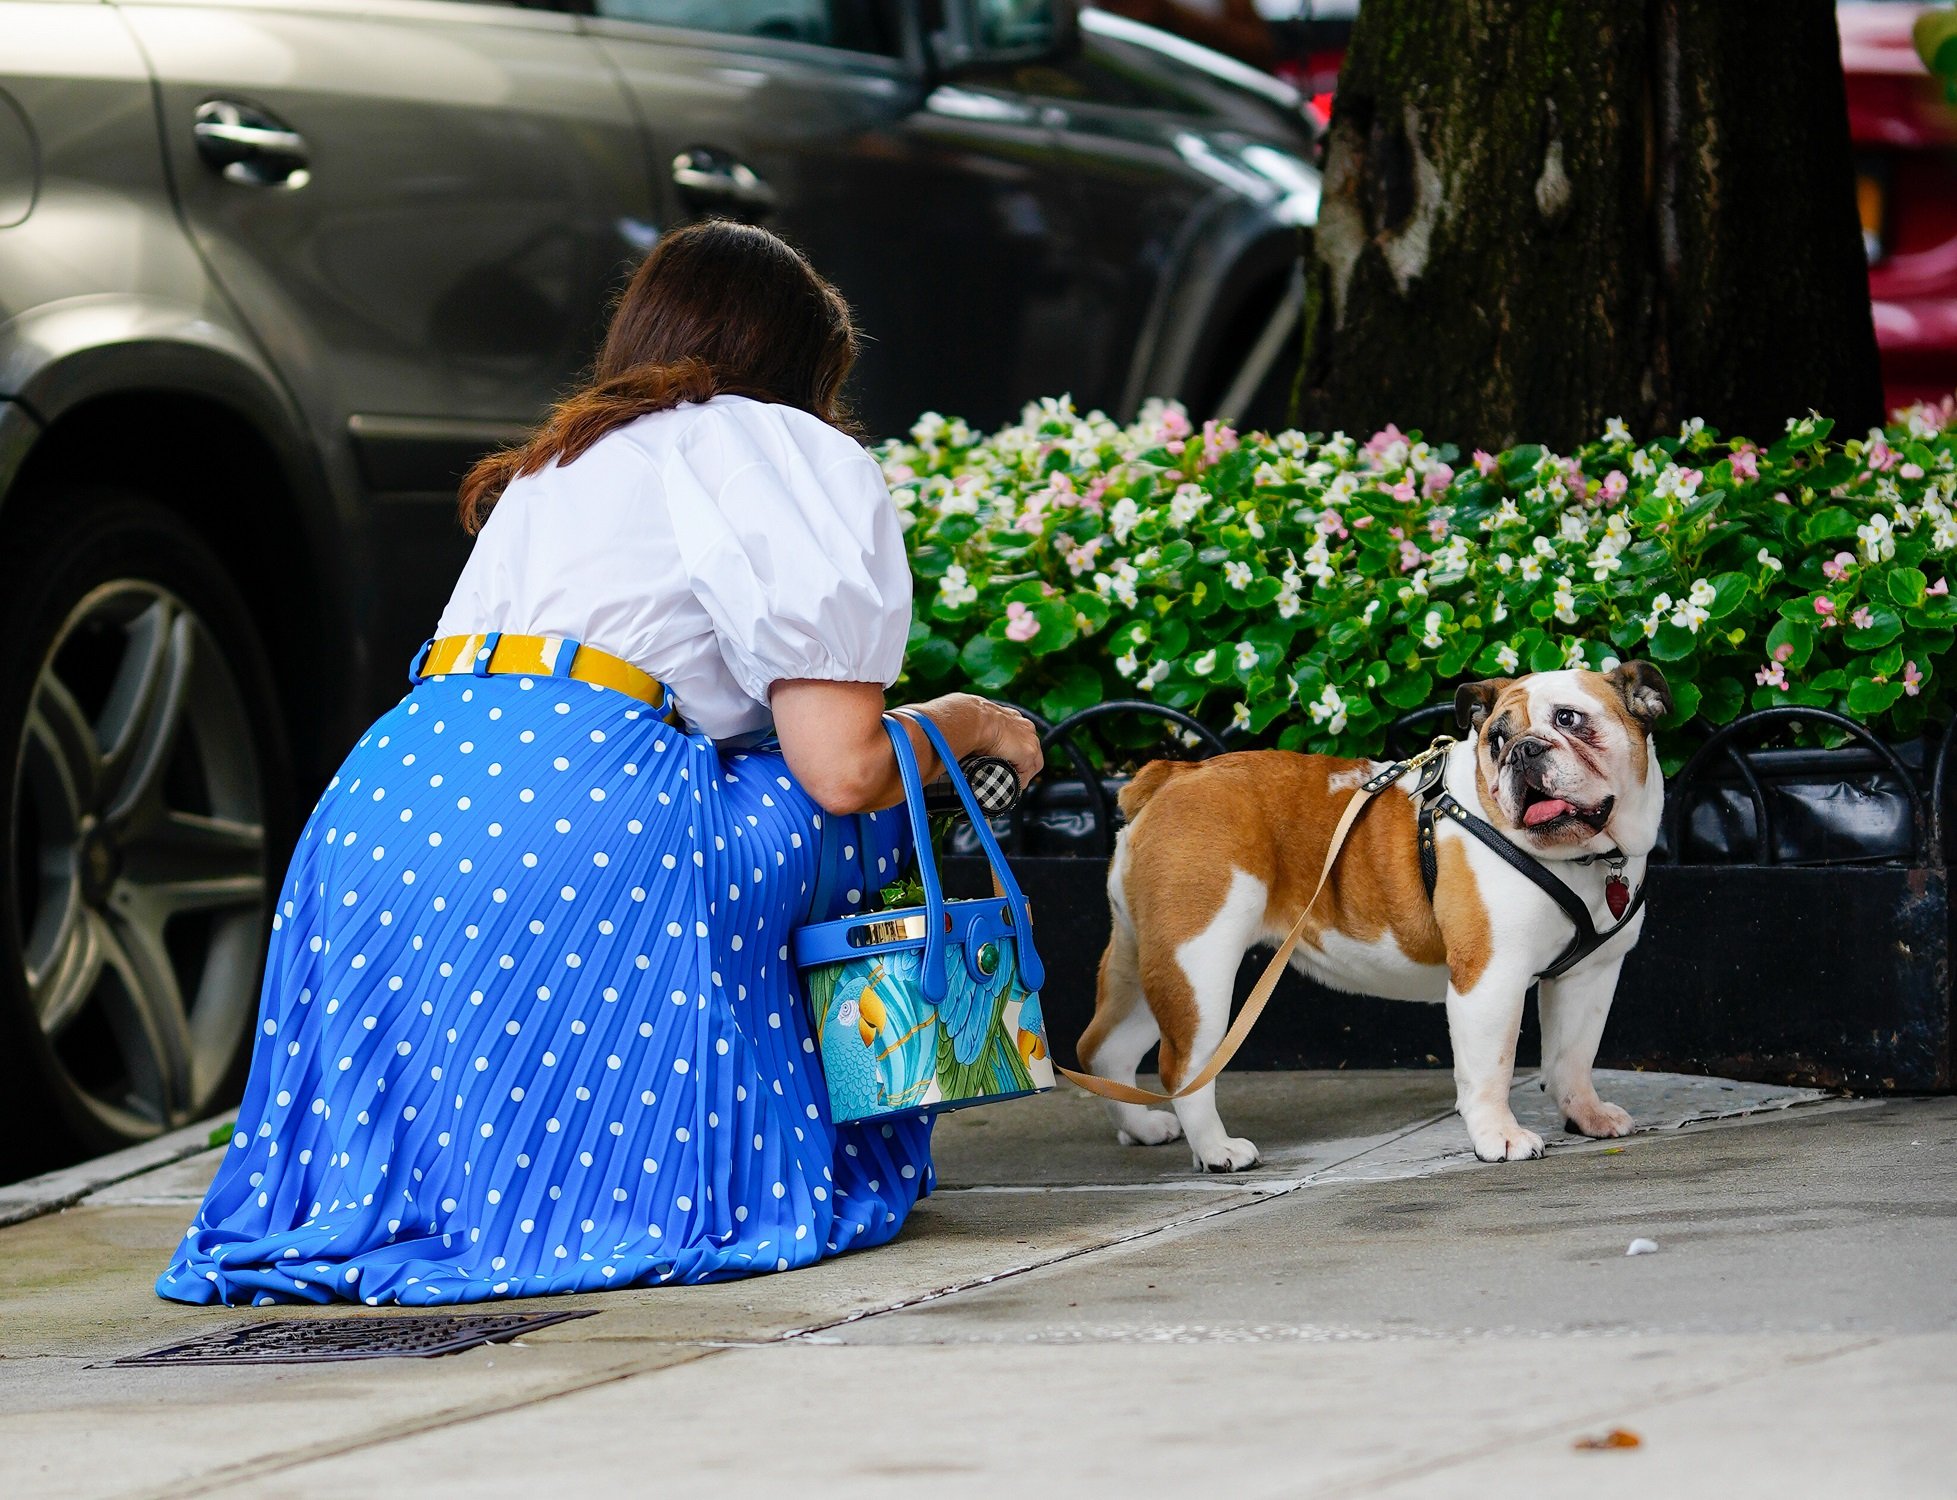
[879,395,1957,770]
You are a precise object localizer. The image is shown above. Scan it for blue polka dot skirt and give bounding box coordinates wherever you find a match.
[157,673,932,1306]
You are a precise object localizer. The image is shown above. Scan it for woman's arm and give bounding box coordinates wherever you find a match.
[770,681,1045,816]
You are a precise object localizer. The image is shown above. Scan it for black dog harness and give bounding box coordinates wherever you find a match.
[1361,739,1648,981]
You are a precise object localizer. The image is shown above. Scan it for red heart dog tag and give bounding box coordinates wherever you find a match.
[1605,875,1630,919]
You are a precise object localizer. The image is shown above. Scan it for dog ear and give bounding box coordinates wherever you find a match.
[1605,660,1673,729]
[1454,678,1513,733]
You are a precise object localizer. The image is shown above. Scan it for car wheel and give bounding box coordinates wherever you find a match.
[0,492,291,1176]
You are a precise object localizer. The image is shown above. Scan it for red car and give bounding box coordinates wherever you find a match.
[1841,1,1957,413]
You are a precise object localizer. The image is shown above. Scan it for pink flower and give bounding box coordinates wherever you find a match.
[1564,459,1587,495]
[1387,477,1417,503]
[1473,450,1498,478]
[1814,596,1836,617]
[1852,606,1874,630]
[1822,552,1855,582]
[1351,513,1374,529]
[1165,439,1185,457]
[1730,449,1759,481]
[1398,540,1423,573]
[1601,470,1628,503]
[1014,510,1043,535]
[1866,437,1897,472]
[1365,423,1408,458]
[1905,660,1924,697]
[1426,513,1450,540]
[1202,419,1239,466]
[1422,464,1455,498]
[1080,476,1107,514]
[1316,510,1349,540]
[1902,462,1925,480]
[1387,526,1405,540]
[1756,661,1787,690]
[1773,642,1795,663]
[1004,602,1039,643]
[1158,406,1192,442]
[1932,577,1950,596]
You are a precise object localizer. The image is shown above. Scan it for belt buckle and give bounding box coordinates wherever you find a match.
[471,631,502,677]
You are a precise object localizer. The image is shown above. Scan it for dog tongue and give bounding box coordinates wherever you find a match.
[1524,798,1576,827]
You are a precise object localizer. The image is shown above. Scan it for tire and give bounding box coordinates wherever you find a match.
[0,491,293,1177]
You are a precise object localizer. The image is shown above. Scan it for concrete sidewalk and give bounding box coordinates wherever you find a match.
[2,1070,1951,1500]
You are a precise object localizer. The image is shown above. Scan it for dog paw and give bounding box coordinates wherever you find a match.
[1469,1121,1546,1162]
[1564,1099,1633,1139]
[1117,1113,1185,1148]
[1193,1137,1261,1173]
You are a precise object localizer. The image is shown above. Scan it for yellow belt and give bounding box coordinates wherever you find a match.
[416,633,676,717]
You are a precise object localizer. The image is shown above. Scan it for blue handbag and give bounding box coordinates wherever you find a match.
[791,713,1052,1123]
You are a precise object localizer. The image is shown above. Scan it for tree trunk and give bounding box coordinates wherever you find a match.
[1298,0,1883,451]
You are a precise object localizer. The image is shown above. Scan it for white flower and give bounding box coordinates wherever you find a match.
[1190,648,1218,676]
[1231,701,1252,730]
[1168,483,1207,527]
[1642,592,1674,638]
[1493,552,1515,575]
[1245,511,1266,541]
[1552,576,1578,625]
[1630,448,1657,478]
[1398,569,1431,601]
[1115,651,1139,679]
[938,564,977,609]
[1253,461,1287,488]
[1302,539,1337,587]
[1532,534,1557,557]
[1858,511,1896,563]
[1559,510,1590,543]
[1603,416,1632,444]
[1308,683,1348,736]
[1234,641,1259,673]
[1224,561,1253,590]
[1687,578,1716,609]
[1563,637,1588,670]
[1276,585,1303,619]
[1140,660,1171,691]
[1495,644,1520,673]
[1757,547,1783,573]
[1324,471,1361,506]
[1679,415,1705,440]
[1491,597,1509,623]
[1519,555,1544,582]
[1487,496,1524,530]
[909,410,948,446]
[1420,610,1445,650]
[1109,497,1142,543]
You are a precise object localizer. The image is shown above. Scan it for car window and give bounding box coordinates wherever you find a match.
[976,0,1054,51]
[588,0,897,54]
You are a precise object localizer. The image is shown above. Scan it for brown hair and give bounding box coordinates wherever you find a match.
[457,220,860,532]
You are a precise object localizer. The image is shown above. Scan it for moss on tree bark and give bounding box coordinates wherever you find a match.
[1298,0,1882,451]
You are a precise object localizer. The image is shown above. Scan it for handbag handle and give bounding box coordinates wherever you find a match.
[882,713,1046,1002]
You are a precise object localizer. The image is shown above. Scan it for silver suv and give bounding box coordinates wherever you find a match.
[0,0,1317,1172]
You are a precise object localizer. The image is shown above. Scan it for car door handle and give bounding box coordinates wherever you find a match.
[670,149,776,212]
[194,99,310,189]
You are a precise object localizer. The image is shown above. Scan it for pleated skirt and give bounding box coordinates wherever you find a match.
[156,671,931,1306]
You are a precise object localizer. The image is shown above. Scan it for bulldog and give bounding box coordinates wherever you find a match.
[1077,664,1671,1171]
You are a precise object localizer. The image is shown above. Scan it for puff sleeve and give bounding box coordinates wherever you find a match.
[665,406,913,707]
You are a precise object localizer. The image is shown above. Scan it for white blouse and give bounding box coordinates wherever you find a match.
[436,395,912,742]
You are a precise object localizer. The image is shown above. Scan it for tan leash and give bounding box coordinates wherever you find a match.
[1056,737,1455,1106]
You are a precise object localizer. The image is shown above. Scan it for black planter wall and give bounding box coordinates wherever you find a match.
[941,702,1957,1093]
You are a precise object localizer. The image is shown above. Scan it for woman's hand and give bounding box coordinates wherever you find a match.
[922,692,1044,791]
[770,682,1043,816]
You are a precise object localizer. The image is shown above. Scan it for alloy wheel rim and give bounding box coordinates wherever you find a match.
[10,582,267,1137]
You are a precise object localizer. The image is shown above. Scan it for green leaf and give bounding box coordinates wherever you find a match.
[1027,598,1079,657]
[1647,621,1698,661]
[1037,663,1103,722]
[1698,676,1744,724]
[904,635,960,681]
[1766,617,1815,670]
[1800,506,1861,544]
[1872,643,1906,678]
[1379,667,1433,709]
[1843,604,1903,651]
[1528,636,1563,674]
[1888,566,1929,609]
[1662,680,1703,725]
[1847,677,1906,716]
[959,634,1024,691]
[1706,572,1751,620]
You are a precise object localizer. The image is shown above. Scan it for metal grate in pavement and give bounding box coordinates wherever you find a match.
[104,1309,596,1366]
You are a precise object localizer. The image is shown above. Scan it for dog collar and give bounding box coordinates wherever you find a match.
[1376,740,1647,981]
